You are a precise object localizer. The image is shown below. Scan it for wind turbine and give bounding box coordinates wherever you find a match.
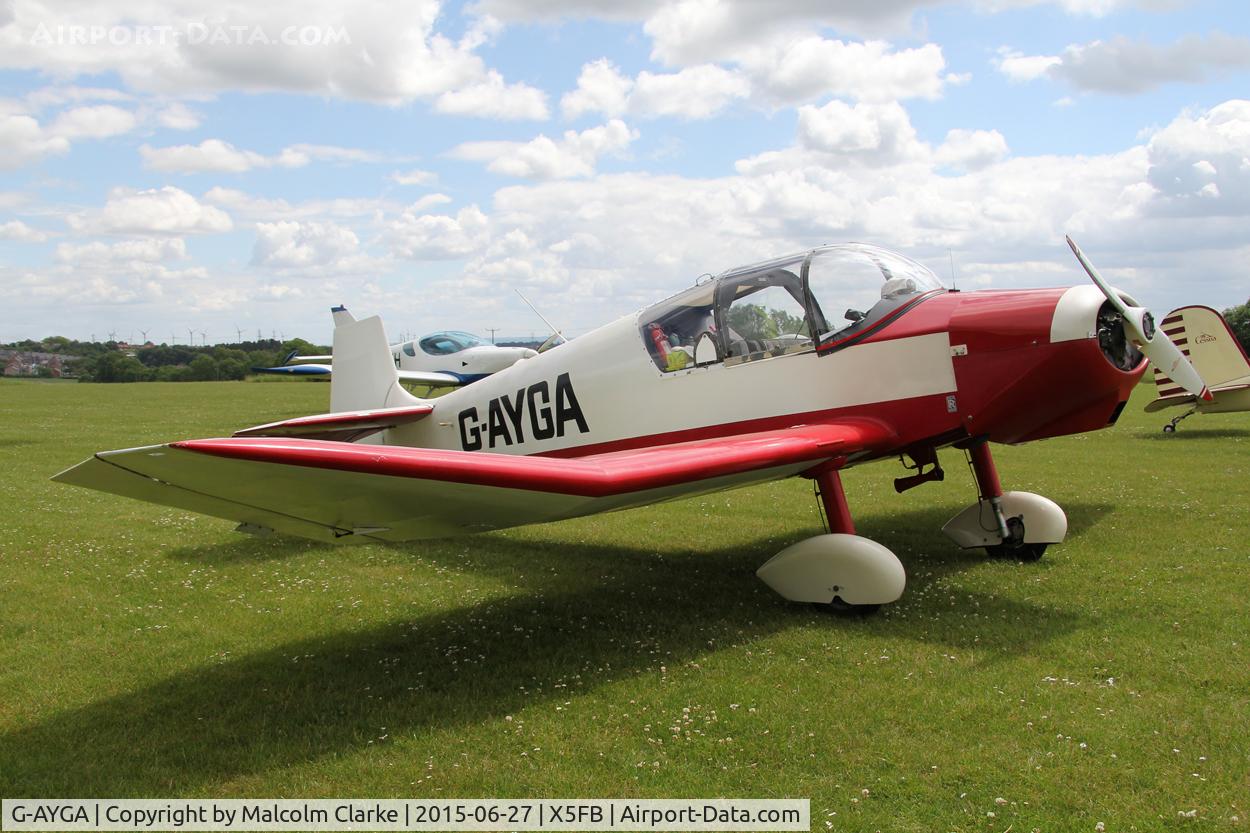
[140,329,149,344]
[200,331,208,347]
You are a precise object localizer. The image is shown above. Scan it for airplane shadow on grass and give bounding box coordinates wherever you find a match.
[0,504,1109,795]
[1136,427,1250,441]
[166,535,336,566]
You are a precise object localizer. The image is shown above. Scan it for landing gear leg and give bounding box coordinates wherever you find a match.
[941,440,1066,561]
[1163,406,1197,433]
[968,442,1015,550]
[756,463,905,613]
[814,465,855,536]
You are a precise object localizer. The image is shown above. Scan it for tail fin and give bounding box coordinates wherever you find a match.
[331,305,356,328]
[1155,306,1250,396]
[329,306,424,413]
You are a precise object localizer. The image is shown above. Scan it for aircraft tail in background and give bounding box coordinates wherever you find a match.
[1152,306,1250,401]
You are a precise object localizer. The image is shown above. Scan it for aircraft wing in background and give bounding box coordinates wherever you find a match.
[251,363,462,387]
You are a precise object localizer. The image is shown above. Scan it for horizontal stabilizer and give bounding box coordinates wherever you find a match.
[233,403,435,442]
[1145,381,1250,412]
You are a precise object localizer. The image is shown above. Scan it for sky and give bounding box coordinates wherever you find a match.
[1,0,1248,345]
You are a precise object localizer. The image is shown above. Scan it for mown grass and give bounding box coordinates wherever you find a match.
[0,378,1246,831]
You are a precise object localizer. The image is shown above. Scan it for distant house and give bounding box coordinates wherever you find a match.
[0,350,78,378]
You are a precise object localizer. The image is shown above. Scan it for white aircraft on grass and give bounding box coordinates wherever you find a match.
[256,308,537,387]
[55,238,1209,613]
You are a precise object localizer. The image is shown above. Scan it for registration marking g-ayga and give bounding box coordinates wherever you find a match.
[458,372,589,451]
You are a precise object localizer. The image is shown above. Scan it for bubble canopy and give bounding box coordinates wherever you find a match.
[639,244,946,372]
[417,331,486,356]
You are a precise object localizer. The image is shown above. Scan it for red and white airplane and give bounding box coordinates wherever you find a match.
[1146,305,1250,432]
[54,237,1209,612]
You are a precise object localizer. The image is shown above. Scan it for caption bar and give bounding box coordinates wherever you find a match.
[2,799,809,832]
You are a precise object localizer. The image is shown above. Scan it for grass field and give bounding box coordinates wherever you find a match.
[0,378,1246,831]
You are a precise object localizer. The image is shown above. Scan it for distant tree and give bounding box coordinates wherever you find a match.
[281,337,320,355]
[154,365,192,382]
[726,304,809,342]
[83,352,152,383]
[187,354,220,381]
[770,308,808,336]
[41,336,71,352]
[1224,299,1250,354]
[726,304,778,341]
[137,344,198,367]
[216,357,249,380]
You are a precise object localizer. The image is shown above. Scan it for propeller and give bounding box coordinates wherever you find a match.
[1065,235,1212,402]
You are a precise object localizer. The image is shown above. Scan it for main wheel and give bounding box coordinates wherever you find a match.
[818,597,881,616]
[1163,423,1176,433]
[985,542,1047,562]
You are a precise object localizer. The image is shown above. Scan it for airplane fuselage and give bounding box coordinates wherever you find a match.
[389,284,1143,464]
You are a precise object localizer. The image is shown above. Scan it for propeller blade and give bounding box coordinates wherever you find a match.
[1066,236,1128,318]
[1065,235,1212,402]
[1147,330,1213,402]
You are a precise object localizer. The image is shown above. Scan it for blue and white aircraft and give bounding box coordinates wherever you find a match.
[257,307,538,388]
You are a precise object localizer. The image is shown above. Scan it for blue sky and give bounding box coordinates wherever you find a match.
[1,0,1248,344]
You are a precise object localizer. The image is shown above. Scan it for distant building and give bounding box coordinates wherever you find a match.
[0,350,78,378]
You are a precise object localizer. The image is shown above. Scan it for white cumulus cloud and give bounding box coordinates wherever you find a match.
[252,220,361,269]
[0,219,49,242]
[450,120,638,179]
[70,186,233,235]
[55,238,189,264]
[386,204,490,260]
[48,104,136,139]
[995,33,1250,94]
[434,71,551,120]
[562,60,748,120]
[935,128,1010,170]
[140,139,387,173]
[0,0,541,109]
[0,113,70,168]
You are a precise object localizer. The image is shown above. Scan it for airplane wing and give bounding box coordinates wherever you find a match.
[397,369,463,386]
[250,365,462,386]
[52,421,894,544]
[252,363,333,376]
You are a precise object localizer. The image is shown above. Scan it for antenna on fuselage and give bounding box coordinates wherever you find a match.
[515,289,564,341]
[948,248,957,291]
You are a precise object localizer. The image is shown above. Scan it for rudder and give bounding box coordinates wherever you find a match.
[329,306,423,414]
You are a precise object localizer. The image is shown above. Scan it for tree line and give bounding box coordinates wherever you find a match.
[2,337,328,383]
